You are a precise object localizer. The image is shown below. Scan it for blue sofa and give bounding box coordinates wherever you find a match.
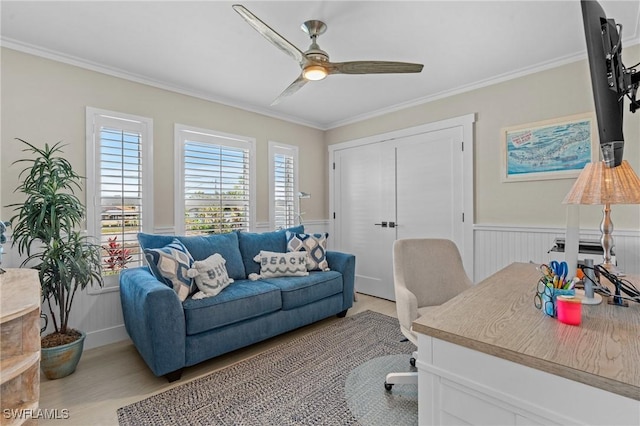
[119,227,355,381]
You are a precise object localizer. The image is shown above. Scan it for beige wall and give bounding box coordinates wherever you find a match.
[326,44,640,231]
[0,47,326,231]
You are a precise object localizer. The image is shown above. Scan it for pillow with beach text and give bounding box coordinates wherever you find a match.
[251,251,309,279]
[187,253,234,299]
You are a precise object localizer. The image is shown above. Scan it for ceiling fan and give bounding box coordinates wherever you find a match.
[232,4,424,105]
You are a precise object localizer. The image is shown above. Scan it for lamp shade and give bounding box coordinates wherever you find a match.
[563,160,640,205]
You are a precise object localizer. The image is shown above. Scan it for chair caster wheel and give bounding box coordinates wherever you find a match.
[410,357,416,367]
[384,382,393,391]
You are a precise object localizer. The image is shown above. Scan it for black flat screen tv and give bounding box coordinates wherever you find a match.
[581,0,639,167]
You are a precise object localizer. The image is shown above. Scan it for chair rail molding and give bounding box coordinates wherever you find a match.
[473,224,640,283]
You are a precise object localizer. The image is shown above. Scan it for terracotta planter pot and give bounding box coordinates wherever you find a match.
[40,331,86,380]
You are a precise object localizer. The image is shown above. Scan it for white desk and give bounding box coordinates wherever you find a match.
[412,262,640,425]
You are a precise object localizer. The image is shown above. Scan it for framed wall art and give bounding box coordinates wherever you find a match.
[501,113,598,182]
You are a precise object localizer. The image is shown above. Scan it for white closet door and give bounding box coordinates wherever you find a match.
[395,127,464,246]
[334,142,397,300]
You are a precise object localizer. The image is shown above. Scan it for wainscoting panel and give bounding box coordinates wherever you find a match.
[474,225,640,283]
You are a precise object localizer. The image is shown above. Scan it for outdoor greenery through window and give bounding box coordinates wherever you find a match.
[176,125,255,235]
[86,108,153,287]
[270,142,298,229]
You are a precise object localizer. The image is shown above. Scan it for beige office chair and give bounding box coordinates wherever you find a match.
[384,238,472,391]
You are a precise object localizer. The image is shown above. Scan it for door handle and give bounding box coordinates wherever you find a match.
[374,221,388,227]
[389,222,397,228]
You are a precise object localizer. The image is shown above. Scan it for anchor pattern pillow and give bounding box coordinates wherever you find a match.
[286,232,330,272]
[143,238,194,301]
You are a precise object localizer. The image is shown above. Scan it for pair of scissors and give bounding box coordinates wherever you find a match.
[550,261,568,287]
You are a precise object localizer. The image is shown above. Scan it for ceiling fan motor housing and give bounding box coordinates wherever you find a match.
[302,20,329,62]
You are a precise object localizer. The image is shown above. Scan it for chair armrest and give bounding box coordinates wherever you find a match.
[395,283,418,336]
[119,267,186,377]
[326,251,356,311]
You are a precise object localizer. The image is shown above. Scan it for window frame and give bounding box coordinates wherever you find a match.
[85,107,154,293]
[174,124,256,235]
[268,141,299,230]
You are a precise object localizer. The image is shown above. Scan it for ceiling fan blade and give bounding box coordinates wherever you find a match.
[271,75,308,106]
[328,61,424,75]
[232,5,306,66]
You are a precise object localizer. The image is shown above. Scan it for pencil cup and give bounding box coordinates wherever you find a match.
[542,288,576,317]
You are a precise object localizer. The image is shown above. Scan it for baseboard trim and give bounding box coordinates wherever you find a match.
[84,324,130,351]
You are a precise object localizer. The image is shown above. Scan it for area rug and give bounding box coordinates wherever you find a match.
[117,310,417,425]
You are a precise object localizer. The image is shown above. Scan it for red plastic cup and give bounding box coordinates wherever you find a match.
[556,295,582,325]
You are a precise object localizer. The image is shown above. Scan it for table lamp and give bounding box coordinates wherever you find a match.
[563,160,640,303]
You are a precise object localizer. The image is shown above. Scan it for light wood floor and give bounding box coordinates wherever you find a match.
[39,294,396,425]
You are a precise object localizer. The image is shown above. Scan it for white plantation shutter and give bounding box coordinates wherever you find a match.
[86,108,153,291]
[269,142,299,229]
[273,151,296,229]
[176,125,255,235]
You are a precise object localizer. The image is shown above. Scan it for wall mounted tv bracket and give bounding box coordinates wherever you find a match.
[602,20,640,113]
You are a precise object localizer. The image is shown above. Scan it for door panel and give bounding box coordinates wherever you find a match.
[334,143,396,300]
[395,128,464,247]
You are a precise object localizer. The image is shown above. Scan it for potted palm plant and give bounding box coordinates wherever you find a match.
[9,138,103,380]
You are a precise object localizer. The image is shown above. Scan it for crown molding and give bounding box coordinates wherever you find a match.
[324,51,589,129]
[3,35,638,132]
[0,37,324,131]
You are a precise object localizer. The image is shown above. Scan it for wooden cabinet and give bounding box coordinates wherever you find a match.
[1,269,40,426]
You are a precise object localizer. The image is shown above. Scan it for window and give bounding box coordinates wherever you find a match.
[175,125,255,235]
[269,142,299,229]
[86,107,153,292]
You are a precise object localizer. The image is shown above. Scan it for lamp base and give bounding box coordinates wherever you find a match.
[575,289,603,305]
[599,262,625,277]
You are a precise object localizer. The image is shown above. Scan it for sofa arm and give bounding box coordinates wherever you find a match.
[326,251,356,311]
[120,267,186,377]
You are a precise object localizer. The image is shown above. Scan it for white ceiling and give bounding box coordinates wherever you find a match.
[1,1,639,130]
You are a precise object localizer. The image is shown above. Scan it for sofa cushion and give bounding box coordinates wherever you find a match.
[262,271,343,310]
[143,238,194,301]
[286,232,330,271]
[237,225,304,276]
[182,280,281,335]
[138,231,246,280]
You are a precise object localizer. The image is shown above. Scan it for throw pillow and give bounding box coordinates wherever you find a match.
[143,238,194,301]
[186,253,234,299]
[286,232,330,271]
[252,250,309,278]
[237,225,304,276]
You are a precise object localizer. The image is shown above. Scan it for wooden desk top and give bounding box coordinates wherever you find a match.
[413,262,640,401]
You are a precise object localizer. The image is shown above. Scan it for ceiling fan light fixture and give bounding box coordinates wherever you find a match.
[303,65,328,81]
